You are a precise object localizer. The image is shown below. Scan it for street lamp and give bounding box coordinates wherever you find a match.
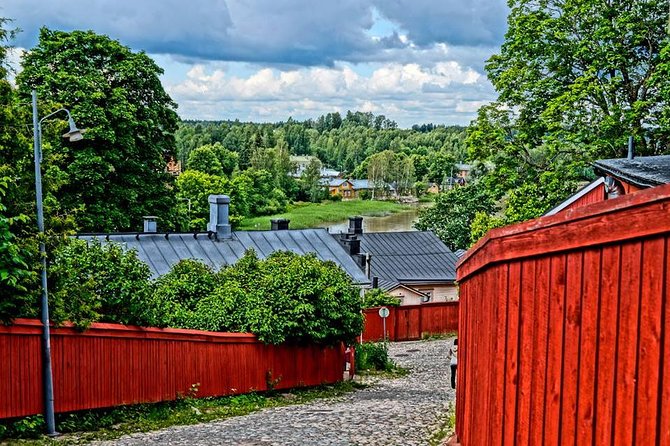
[31,89,85,436]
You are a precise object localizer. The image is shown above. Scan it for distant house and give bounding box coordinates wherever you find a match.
[290,155,340,179]
[455,163,472,180]
[546,154,670,215]
[78,196,370,285]
[166,157,182,176]
[426,183,440,194]
[322,178,392,199]
[323,178,355,198]
[334,217,459,305]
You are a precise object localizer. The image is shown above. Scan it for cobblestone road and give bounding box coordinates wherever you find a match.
[97,338,456,446]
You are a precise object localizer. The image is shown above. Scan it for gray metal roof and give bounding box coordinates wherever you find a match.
[78,229,370,284]
[355,231,458,284]
[593,155,670,188]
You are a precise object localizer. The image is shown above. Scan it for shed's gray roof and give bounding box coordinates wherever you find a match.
[78,229,370,284]
[593,155,670,188]
[355,231,458,284]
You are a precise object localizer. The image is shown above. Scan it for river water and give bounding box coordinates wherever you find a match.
[326,205,426,234]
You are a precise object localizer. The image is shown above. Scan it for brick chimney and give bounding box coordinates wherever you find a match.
[207,195,232,239]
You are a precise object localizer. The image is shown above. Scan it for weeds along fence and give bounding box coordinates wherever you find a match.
[455,183,670,446]
[0,319,345,419]
[362,301,459,342]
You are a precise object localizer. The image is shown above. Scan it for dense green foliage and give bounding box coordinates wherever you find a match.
[415,184,496,251]
[49,238,155,328]
[417,0,670,250]
[356,342,394,372]
[176,115,466,176]
[0,179,33,322]
[362,288,401,309]
[24,239,363,345]
[186,251,363,345]
[17,29,180,232]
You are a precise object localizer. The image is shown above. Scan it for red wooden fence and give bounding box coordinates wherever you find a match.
[455,183,670,446]
[0,319,345,420]
[361,301,459,342]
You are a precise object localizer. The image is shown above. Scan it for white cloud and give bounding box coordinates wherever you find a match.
[167,61,494,126]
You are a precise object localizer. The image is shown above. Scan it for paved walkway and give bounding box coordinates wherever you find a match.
[96,338,456,446]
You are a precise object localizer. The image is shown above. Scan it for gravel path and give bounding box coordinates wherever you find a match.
[96,338,456,446]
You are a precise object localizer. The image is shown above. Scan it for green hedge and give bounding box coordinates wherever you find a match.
[25,240,363,346]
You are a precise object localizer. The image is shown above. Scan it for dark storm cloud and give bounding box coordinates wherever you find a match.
[2,0,507,66]
[372,0,508,47]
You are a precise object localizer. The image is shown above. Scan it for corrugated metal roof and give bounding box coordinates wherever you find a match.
[78,229,370,284]
[355,231,458,283]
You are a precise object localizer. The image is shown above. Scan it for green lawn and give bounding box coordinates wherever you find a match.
[238,200,411,230]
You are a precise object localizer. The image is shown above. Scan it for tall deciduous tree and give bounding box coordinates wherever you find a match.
[17,29,180,232]
[466,0,670,229]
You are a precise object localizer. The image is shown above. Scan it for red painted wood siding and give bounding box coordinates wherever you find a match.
[0,320,345,419]
[361,301,458,342]
[455,183,670,446]
[561,181,607,212]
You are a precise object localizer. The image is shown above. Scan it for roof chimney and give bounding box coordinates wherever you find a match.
[271,218,290,230]
[207,195,232,239]
[143,216,158,233]
[339,233,361,255]
[627,135,634,160]
[348,216,363,234]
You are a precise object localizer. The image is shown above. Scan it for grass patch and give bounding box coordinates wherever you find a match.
[1,382,364,445]
[238,200,410,230]
[421,331,457,341]
[428,402,456,446]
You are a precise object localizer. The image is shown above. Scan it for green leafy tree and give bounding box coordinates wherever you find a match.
[415,184,496,250]
[465,0,670,229]
[152,259,219,327]
[49,238,155,329]
[363,288,401,308]
[301,157,324,203]
[17,29,180,232]
[186,145,224,176]
[0,179,34,323]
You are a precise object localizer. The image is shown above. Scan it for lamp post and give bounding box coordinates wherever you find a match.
[31,89,84,436]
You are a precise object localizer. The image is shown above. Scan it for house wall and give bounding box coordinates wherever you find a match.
[455,183,670,446]
[388,286,426,306]
[413,284,459,303]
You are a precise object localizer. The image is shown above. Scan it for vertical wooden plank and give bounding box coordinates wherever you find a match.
[503,261,521,446]
[634,237,664,444]
[516,258,535,446]
[593,245,620,445]
[576,247,601,445]
[489,263,509,446]
[529,256,549,446]
[559,251,582,445]
[659,236,670,446]
[612,242,642,446]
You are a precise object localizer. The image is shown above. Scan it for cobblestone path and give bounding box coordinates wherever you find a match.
[97,338,456,446]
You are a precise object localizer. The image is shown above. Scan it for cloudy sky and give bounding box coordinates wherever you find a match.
[2,0,508,128]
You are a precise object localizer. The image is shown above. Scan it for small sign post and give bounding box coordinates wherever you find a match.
[378,306,390,343]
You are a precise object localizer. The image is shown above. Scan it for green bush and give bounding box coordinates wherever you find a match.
[356,342,392,371]
[362,288,401,308]
[49,238,155,329]
[199,250,363,345]
[152,259,219,327]
[0,187,33,323]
